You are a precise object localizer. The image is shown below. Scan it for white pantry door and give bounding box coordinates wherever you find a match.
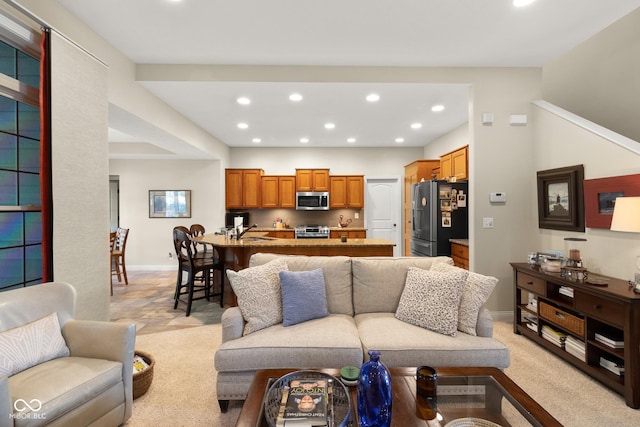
[365,177,402,256]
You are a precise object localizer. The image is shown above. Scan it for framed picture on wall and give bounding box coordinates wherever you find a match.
[149,190,191,218]
[583,173,640,229]
[536,165,585,231]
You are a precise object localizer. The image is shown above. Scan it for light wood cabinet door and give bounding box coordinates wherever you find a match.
[440,154,452,179]
[451,146,468,181]
[331,230,366,238]
[279,176,296,208]
[330,176,347,208]
[261,176,279,208]
[330,175,364,208]
[296,169,330,191]
[226,169,263,209]
[347,176,364,208]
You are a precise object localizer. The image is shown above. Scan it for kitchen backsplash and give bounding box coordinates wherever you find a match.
[237,208,365,229]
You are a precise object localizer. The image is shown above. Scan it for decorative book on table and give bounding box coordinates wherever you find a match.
[276,379,328,427]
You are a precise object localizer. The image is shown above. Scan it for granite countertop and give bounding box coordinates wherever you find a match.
[196,233,393,248]
[449,239,469,246]
[249,227,367,232]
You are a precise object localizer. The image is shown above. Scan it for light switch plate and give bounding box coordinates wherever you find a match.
[483,217,494,228]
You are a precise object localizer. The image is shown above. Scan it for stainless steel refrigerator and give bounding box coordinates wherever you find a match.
[410,180,469,257]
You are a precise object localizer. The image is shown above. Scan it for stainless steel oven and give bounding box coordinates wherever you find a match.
[294,225,330,239]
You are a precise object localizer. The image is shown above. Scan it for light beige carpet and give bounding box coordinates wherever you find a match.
[126,321,640,426]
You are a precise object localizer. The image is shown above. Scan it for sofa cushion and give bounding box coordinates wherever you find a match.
[430,263,498,336]
[227,258,289,335]
[355,313,510,369]
[8,356,124,423]
[0,312,70,377]
[279,269,330,326]
[214,314,363,371]
[395,267,467,336]
[250,254,353,316]
[352,257,454,315]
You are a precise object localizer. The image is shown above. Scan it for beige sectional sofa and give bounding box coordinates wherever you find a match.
[215,254,510,411]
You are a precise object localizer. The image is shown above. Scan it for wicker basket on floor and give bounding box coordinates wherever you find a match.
[133,350,155,399]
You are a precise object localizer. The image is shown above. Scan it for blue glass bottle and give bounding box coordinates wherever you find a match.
[357,350,392,427]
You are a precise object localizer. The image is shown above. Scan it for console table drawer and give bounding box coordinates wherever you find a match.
[575,291,625,327]
[517,273,545,295]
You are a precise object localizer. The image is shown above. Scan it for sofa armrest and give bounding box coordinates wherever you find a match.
[221,307,245,342]
[0,376,11,427]
[476,308,494,338]
[62,320,136,420]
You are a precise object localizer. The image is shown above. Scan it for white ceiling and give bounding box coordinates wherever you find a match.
[54,0,640,155]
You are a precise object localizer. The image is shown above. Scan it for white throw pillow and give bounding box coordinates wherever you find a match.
[227,258,289,335]
[395,267,468,336]
[0,312,70,377]
[431,263,498,336]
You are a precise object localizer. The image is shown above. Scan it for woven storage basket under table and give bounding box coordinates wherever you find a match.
[539,301,585,337]
[132,350,155,399]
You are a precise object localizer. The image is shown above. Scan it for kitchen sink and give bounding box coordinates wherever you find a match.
[240,236,276,242]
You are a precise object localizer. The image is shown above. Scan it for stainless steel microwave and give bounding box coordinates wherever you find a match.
[296,192,329,210]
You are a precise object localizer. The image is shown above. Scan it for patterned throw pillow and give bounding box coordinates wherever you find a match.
[430,263,498,336]
[227,258,289,335]
[0,312,70,377]
[279,269,330,326]
[395,267,468,336]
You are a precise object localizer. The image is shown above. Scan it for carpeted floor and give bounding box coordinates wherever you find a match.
[125,321,640,426]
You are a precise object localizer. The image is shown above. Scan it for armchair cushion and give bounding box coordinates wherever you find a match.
[0,312,70,377]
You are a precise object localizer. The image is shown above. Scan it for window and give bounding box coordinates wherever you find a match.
[0,39,43,291]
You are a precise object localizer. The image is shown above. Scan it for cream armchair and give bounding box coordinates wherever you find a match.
[0,282,135,427]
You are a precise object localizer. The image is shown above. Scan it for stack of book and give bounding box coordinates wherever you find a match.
[541,324,566,348]
[599,357,624,376]
[559,286,574,298]
[565,335,586,362]
[524,315,538,333]
[527,294,538,311]
[276,378,330,427]
[595,332,624,350]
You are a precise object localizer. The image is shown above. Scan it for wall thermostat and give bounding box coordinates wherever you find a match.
[490,192,507,203]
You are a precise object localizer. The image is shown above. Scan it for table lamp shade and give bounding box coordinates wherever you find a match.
[610,197,640,232]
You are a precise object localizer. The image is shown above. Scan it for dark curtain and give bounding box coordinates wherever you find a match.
[39,28,53,282]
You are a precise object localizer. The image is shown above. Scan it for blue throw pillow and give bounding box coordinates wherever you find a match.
[279,268,330,326]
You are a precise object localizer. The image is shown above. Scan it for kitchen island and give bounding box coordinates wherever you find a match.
[195,233,395,306]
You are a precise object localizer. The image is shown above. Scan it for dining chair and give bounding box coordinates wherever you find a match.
[111,227,129,287]
[189,224,225,307]
[110,231,117,295]
[172,227,216,316]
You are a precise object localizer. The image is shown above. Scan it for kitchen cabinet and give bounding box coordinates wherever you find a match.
[512,263,640,408]
[403,160,440,256]
[225,169,263,209]
[266,230,295,239]
[440,145,468,181]
[330,230,366,239]
[329,175,364,208]
[296,169,330,192]
[262,175,296,208]
[451,242,469,270]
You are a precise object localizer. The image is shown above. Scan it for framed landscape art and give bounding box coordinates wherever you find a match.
[149,190,191,218]
[583,173,640,229]
[536,165,585,232]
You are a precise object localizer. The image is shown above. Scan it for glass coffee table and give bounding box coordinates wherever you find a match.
[236,367,562,427]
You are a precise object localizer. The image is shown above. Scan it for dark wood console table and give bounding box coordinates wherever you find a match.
[512,263,640,408]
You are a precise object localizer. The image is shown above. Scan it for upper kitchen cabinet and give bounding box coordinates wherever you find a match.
[225,169,263,209]
[330,175,364,208]
[439,145,468,181]
[262,175,296,208]
[296,169,330,192]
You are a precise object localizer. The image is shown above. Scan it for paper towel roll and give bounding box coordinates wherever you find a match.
[234,216,244,232]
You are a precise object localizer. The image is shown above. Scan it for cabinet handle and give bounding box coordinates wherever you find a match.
[593,304,602,310]
[527,281,534,285]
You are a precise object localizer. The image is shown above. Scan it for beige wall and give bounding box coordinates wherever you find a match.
[424,123,469,160]
[543,7,640,143]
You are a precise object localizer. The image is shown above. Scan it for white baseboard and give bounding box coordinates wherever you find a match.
[127,265,176,271]
[490,310,514,323]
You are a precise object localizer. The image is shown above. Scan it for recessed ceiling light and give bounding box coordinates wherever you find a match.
[513,0,535,7]
[324,123,335,130]
[300,137,309,143]
[347,138,356,143]
[411,123,422,129]
[366,93,380,102]
[237,122,249,129]
[252,138,261,143]
[289,93,303,102]
[431,105,445,112]
[395,138,404,143]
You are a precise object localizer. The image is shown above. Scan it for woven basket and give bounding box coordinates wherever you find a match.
[133,350,155,400]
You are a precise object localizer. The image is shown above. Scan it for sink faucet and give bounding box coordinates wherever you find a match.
[237,223,258,240]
